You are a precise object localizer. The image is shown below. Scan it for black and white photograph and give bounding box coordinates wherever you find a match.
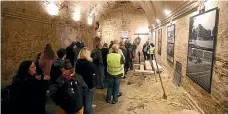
[158,29,162,55]
[186,8,218,93]
[167,43,174,63]
[167,24,175,63]
[167,24,175,43]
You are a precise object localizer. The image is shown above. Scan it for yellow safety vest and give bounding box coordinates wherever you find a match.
[148,47,155,54]
[107,53,123,76]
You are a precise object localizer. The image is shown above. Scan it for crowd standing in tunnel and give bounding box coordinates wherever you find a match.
[2,40,137,114]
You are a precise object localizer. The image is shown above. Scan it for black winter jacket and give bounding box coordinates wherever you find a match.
[76,59,97,89]
[50,58,64,84]
[3,77,48,114]
[49,74,88,114]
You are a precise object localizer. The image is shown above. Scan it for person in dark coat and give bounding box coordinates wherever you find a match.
[74,41,82,67]
[101,43,109,80]
[91,44,104,89]
[66,42,76,67]
[76,47,97,114]
[109,41,114,49]
[3,60,49,114]
[119,41,127,78]
[142,41,149,60]
[50,48,66,84]
[49,59,87,114]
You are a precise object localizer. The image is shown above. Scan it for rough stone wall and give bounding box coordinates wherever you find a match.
[100,4,149,54]
[155,1,228,114]
[1,1,96,82]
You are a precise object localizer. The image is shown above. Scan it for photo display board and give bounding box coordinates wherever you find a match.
[167,24,175,63]
[186,8,218,93]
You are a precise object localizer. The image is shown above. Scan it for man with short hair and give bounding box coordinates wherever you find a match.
[50,48,66,84]
[142,41,149,60]
[91,43,105,89]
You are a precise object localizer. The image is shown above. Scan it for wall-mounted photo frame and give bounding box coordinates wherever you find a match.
[121,31,128,38]
[167,24,175,63]
[158,29,162,55]
[186,7,218,93]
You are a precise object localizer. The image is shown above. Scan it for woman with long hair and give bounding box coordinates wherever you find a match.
[3,60,49,114]
[76,47,96,114]
[39,43,56,79]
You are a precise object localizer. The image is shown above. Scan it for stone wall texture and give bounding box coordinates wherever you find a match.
[100,3,149,54]
[1,1,96,81]
[154,1,228,114]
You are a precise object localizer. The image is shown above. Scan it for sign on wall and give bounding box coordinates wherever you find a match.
[158,29,162,55]
[121,31,128,38]
[186,8,218,93]
[167,24,175,63]
[173,61,182,86]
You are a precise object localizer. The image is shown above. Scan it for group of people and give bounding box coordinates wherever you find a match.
[2,40,135,114]
[142,41,155,60]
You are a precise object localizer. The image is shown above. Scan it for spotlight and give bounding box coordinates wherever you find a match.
[164,9,171,16]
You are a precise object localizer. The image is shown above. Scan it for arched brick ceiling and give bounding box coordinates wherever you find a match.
[40,1,183,25]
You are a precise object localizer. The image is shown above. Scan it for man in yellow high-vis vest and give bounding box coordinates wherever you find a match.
[106,44,125,104]
[147,43,155,60]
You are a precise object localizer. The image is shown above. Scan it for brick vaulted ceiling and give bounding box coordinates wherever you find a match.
[39,1,183,25]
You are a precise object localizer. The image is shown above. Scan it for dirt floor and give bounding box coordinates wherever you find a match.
[45,69,201,114]
[93,70,200,114]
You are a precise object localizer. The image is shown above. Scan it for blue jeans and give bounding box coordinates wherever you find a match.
[84,88,95,114]
[96,65,104,88]
[106,75,120,103]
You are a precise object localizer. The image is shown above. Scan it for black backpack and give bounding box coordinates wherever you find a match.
[50,76,83,113]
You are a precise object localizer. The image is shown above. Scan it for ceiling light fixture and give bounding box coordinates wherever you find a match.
[164,9,171,16]
[73,7,81,21]
[46,1,59,16]
[156,19,160,23]
[88,14,93,25]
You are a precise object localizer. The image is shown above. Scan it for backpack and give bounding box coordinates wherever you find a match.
[143,46,148,53]
[50,76,83,113]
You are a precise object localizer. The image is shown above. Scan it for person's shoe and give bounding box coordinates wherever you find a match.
[112,100,118,104]
[106,99,110,103]
[118,92,122,97]
[92,104,96,108]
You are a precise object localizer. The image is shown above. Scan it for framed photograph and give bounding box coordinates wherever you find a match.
[167,24,175,63]
[186,8,218,93]
[158,29,162,55]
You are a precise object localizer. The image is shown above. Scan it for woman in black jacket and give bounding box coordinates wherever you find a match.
[49,59,88,114]
[3,60,49,114]
[76,47,97,114]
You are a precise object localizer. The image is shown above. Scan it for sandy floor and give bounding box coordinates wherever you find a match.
[93,70,200,114]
